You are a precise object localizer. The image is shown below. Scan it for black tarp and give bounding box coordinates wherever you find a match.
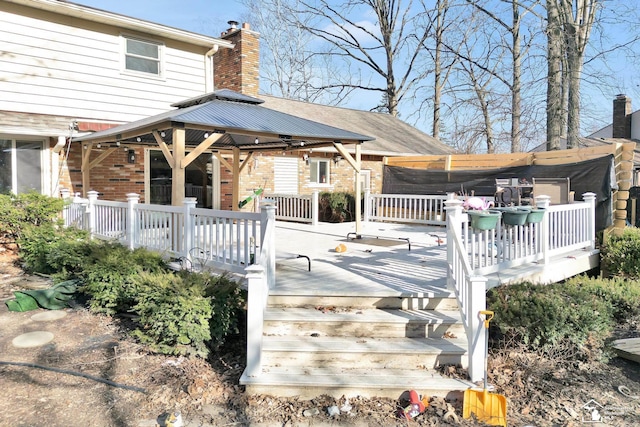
[382,155,616,231]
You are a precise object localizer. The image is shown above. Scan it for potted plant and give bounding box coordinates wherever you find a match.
[495,206,530,226]
[463,197,501,230]
[526,207,546,224]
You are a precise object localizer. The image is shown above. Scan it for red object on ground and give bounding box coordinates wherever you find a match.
[400,390,427,420]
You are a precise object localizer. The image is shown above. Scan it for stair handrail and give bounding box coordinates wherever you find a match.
[445,198,488,383]
[244,202,277,377]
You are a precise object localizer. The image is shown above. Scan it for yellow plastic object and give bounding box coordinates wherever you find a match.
[335,243,347,253]
[463,388,507,426]
[463,310,507,427]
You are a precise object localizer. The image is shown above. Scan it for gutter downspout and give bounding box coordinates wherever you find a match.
[205,44,220,92]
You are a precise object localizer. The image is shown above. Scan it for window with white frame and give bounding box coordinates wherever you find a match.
[123,36,163,76]
[310,159,330,184]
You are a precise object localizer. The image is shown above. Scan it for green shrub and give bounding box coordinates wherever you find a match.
[79,244,167,315]
[563,275,640,321]
[319,191,355,222]
[18,223,90,274]
[487,281,614,361]
[601,227,640,279]
[203,273,246,348]
[0,192,65,244]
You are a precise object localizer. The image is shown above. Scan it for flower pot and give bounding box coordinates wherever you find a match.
[467,211,500,231]
[496,207,529,226]
[526,208,545,224]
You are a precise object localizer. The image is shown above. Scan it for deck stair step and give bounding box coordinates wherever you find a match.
[241,366,473,399]
[241,292,475,399]
[263,307,465,338]
[261,335,467,369]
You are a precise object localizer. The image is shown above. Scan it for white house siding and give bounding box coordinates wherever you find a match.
[0,3,209,123]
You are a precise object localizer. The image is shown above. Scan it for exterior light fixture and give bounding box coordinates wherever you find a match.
[116,141,120,147]
[255,137,259,144]
[96,143,101,148]
[204,132,209,138]
[136,137,141,142]
[333,155,343,165]
[160,131,166,137]
[128,149,136,164]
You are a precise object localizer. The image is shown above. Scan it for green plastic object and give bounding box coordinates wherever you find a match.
[498,207,529,226]
[468,211,500,231]
[5,280,79,312]
[526,208,546,224]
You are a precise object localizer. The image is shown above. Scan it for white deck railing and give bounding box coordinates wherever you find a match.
[62,191,265,275]
[260,192,318,225]
[446,200,488,383]
[446,193,597,382]
[462,194,596,275]
[62,189,597,384]
[365,192,448,225]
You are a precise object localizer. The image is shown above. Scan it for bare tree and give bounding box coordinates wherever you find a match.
[464,0,540,153]
[558,0,598,148]
[291,0,433,116]
[241,0,357,104]
[545,0,563,150]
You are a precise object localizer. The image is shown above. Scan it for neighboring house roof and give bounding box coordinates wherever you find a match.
[259,94,455,157]
[72,90,374,150]
[5,0,233,49]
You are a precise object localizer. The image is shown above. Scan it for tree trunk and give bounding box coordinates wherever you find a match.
[546,0,562,151]
[511,0,521,153]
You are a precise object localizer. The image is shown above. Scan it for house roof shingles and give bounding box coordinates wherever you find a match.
[259,94,455,156]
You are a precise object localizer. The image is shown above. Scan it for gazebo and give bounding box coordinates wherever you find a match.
[72,90,373,231]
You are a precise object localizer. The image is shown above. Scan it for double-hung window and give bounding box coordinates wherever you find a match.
[123,36,163,77]
[310,159,330,185]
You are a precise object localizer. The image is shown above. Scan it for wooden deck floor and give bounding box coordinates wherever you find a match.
[270,220,599,296]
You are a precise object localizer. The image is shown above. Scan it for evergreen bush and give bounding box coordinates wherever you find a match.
[600,227,640,279]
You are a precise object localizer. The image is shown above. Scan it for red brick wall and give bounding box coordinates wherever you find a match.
[215,22,260,97]
[63,144,146,202]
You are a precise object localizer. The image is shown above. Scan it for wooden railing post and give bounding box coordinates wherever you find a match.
[182,197,197,259]
[583,192,597,250]
[126,193,139,250]
[86,190,99,237]
[245,264,266,377]
[467,276,489,383]
[312,190,319,226]
[535,195,551,264]
[445,198,464,290]
[260,203,277,289]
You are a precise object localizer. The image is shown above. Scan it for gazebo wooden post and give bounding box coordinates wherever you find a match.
[355,143,362,234]
[80,142,93,197]
[232,147,241,210]
[171,127,186,206]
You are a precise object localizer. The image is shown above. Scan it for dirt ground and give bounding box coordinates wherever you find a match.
[1,248,639,427]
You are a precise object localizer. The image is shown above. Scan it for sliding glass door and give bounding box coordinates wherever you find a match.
[0,139,43,194]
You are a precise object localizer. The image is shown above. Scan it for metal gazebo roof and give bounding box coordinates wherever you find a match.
[71,90,372,231]
[73,89,374,150]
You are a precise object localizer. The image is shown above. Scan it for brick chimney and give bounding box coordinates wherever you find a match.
[214,21,260,97]
[613,94,632,138]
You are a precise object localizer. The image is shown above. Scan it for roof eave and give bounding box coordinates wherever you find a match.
[6,0,234,49]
